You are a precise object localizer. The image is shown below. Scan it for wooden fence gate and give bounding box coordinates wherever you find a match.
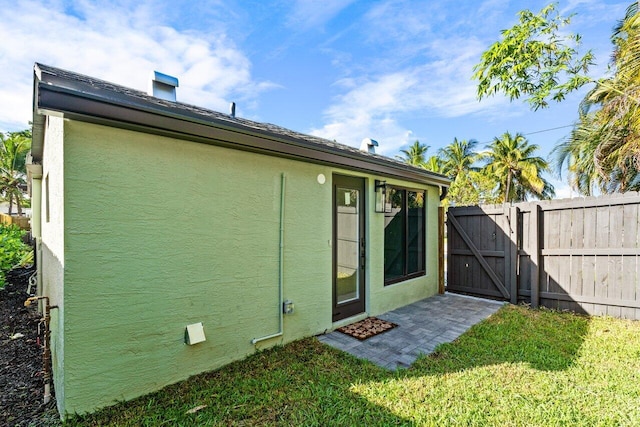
[447,192,640,320]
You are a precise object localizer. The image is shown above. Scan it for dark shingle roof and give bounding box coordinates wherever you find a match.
[32,63,449,187]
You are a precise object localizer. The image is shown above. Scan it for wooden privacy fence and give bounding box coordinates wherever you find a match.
[447,192,640,320]
[0,212,30,230]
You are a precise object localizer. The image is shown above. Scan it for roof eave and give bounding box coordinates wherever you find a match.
[31,66,450,188]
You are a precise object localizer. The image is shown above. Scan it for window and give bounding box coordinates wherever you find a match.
[384,187,425,284]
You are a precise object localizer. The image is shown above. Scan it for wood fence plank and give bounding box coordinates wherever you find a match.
[496,206,510,299]
[447,194,640,319]
[480,214,493,293]
[446,284,505,299]
[537,192,640,210]
[509,206,519,304]
[594,206,610,315]
[446,210,457,291]
[448,213,510,298]
[607,205,624,317]
[479,213,495,294]
[530,204,541,308]
[622,203,639,319]
[518,290,640,309]
[490,212,503,296]
[542,248,640,256]
[448,210,469,292]
[545,210,561,298]
[581,206,597,314]
[464,213,479,292]
[621,256,638,319]
[519,209,531,295]
[492,210,507,300]
[571,207,585,306]
[451,249,505,257]
[555,208,573,310]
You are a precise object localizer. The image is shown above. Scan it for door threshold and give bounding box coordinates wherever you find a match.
[329,312,369,331]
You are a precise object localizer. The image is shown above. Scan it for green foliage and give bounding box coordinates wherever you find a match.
[557,2,640,195]
[482,132,554,202]
[552,113,602,196]
[473,3,593,110]
[436,138,500,206]
[0,224,31,288]
[395,140,429,166]
[446,170,500,207]
[65,306,640,426]
[438,137,479,177]
[0,129,32,215]
[423,155,444,174]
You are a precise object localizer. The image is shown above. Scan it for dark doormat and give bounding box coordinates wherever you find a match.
[337,317,398,341]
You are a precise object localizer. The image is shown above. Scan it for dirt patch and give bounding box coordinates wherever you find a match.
[337,317,398,341]
[0,270,60,426]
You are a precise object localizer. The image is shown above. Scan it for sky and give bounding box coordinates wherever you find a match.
[0,0,632,198]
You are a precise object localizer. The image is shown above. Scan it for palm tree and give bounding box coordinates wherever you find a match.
[0,130,31,215]
[396,140,429,167]
[483,132,554,202]
[437,138,479,179]
[423,155,444,174]
[558,3,640,194]
[593,3,640,191]
[437,138,496,206]
[552,114,603,196]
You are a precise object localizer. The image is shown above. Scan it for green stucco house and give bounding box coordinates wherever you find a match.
[27,63,450,416]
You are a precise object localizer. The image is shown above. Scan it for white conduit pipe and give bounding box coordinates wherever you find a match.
[251,173,286,344]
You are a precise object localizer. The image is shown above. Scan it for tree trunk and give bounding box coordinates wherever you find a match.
[16,194,22,216]
[505,170,512,203]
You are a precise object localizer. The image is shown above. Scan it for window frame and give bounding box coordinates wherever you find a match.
[383,186,427,286]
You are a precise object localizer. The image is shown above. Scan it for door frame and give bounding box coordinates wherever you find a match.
[332,174,366,322]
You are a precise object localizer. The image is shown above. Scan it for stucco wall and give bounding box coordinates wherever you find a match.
[55,119,439,415]
[40,116,66,410]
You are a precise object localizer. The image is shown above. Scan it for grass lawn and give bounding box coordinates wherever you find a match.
[67,305,640,426]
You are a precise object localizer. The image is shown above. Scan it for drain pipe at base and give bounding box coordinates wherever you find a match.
[251,173,286,345]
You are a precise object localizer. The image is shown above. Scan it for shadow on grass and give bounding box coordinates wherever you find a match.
[65,305,590,426]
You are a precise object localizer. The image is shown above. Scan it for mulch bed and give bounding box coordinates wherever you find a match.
[337,317,398,340]
[0,269,60,426]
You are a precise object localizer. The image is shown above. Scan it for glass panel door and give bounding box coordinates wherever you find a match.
[336,187,360,303]
[333,175,365,321]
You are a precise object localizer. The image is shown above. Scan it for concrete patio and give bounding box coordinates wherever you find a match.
[317,292,505,370]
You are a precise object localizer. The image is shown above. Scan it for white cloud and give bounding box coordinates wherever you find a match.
[0,0,273,132]
[286,0,356,30]
[363,0,434,43]
[309,35,516,154]
[553,183,576,200]
[309,72,417,155]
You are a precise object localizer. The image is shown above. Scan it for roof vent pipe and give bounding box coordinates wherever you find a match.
[230,102,236,117]
[148,71,179,102]
[360,138,379,154]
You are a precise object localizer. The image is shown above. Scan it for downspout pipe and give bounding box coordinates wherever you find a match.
[251,173,286,345]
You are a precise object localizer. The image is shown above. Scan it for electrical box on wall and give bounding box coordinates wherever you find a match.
[283,300,294,314]
[185,322,206,345]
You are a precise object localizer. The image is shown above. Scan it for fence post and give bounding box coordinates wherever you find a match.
[509,205,519,305]
[530,204,541,308]
[438,206,445,294]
